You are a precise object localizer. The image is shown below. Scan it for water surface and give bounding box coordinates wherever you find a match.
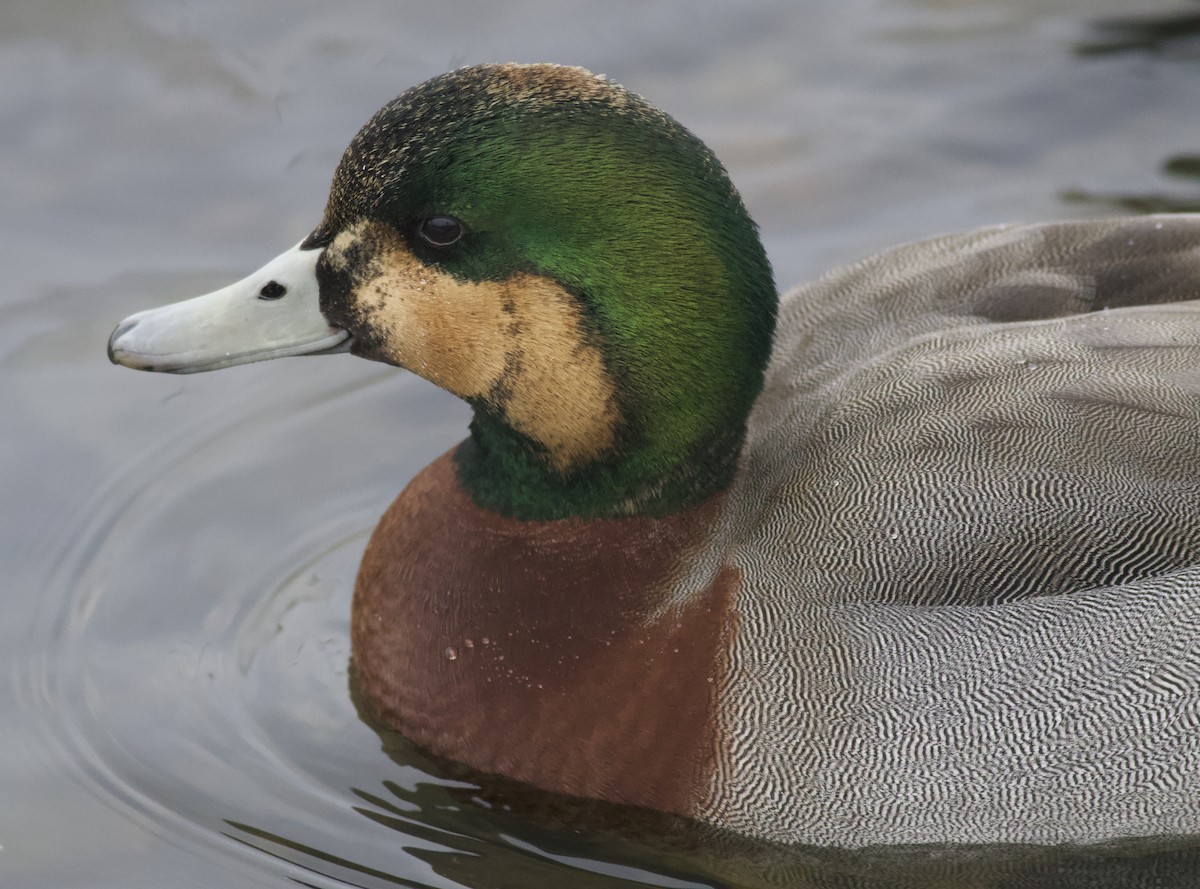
[4,1,1200,886]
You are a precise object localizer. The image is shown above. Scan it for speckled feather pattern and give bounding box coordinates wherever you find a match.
[701,216,1200,845]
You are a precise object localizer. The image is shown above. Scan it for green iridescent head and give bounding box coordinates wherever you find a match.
[317,64,776,518]
[112,63,778,520]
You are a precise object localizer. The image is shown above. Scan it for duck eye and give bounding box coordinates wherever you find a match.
[418,216,465,247]
[258,280,287,300]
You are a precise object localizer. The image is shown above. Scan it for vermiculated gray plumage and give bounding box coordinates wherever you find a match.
[705,215,1200,846]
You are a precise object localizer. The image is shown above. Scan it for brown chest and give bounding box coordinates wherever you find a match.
[350,449,737,816]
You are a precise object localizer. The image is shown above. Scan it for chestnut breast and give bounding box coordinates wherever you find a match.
[351,448,739,815]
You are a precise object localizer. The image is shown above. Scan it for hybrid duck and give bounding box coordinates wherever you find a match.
[109,63,1200,848]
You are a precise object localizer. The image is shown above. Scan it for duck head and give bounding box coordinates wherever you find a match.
[109,63,777,519]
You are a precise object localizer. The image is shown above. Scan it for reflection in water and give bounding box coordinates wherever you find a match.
[1075,9,1200,57]
[1163,155,1200,178]
[226,822,421,888]
[227,722,729,889]
[223,708,1200,889]
[1061,153,1200,214]
[1060,188,1200,214]
[225,763,1200,889]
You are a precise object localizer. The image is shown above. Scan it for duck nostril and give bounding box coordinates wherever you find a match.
[258,281,287,300]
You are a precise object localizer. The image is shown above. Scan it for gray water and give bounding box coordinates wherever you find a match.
[4,2,1200,886]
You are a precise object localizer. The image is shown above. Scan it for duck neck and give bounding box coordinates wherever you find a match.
[455,406,749,520]
[457,275,777,520]
[452,111,778,519]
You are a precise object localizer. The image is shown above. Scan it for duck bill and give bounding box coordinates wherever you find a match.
[107,242,351,373]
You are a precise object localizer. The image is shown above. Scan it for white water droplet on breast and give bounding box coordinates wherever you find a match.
[444,646,458,661]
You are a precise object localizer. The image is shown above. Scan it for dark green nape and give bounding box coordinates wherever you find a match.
[456,406,751,521]
[326,64,778,520]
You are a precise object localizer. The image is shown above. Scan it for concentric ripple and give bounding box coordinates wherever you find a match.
[24,360,749,888]
[22,354,1200,889]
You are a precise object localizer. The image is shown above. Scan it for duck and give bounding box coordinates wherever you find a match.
[107,63,1200,849]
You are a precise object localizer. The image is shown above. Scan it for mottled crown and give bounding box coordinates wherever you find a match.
[319,63,723,232]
